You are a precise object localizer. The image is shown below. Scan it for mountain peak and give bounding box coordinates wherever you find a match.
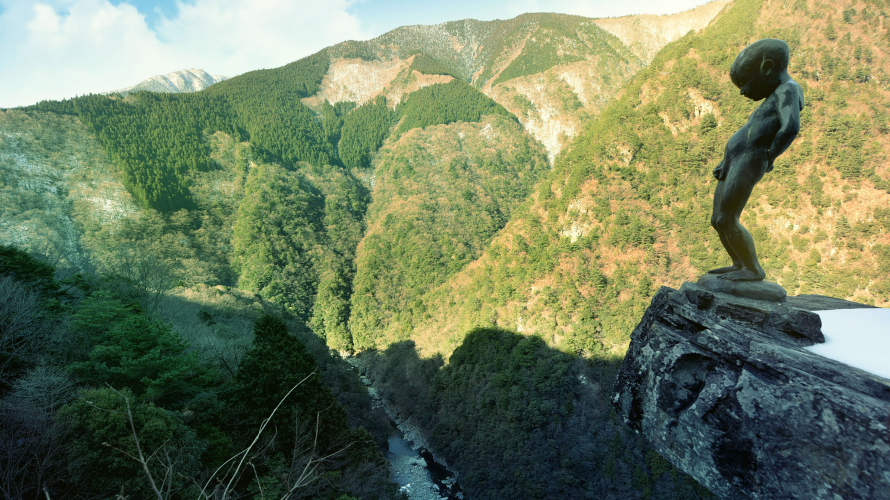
[107,68,228,96]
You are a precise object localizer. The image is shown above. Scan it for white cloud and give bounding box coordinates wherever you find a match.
[0,0,175,107]
[0,0,716,108]
[155,0,367,75]
[0,0,368,108]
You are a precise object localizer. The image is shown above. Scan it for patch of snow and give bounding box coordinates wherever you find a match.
[805,308,890,380]
[107,69,227,96]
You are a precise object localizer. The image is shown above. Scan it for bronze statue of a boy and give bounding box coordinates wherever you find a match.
[709,39,804,281]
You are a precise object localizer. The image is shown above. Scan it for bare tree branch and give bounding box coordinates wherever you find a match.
[105,385,166,500]
[199,368,317,500]
[0,275,45,384]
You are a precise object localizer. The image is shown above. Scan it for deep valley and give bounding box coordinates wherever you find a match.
[2,0,890,498]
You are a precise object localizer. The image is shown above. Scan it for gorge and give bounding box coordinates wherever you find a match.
[2,0,890,498]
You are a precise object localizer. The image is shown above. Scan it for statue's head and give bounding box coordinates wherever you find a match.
[730,39,790,101]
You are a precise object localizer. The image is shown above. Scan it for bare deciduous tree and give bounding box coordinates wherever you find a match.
[0,275,45,384]
[0,366,75,500]
[104,244,178,313]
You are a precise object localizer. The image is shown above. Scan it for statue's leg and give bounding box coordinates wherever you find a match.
[708,180,743,274]
[714,162,766,281]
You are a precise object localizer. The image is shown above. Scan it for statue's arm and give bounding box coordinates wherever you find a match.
[766,82,803,172]
[713,159,726,181]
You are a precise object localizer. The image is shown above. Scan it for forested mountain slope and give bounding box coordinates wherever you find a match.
[348,115,550,351]
[301,3,727,161]
[347,1,890,498]
[402,0,890,360]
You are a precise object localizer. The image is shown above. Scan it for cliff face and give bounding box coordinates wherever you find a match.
[613,284,890,499]
[0,109,138,269]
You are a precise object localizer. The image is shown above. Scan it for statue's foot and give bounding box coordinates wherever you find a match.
[708,265,741,275]
[719,268,766,281]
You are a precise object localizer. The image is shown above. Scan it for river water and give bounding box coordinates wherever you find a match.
[386,431,462,500]
[344,357,463,499]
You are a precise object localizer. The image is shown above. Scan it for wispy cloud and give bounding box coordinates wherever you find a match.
[0,0,368,108]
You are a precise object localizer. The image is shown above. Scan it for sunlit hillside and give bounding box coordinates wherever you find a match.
[4,0,889,498]
[403,0,890,360]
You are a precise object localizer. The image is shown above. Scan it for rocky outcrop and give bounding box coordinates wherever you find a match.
[612,283,890,500]
[593,1,731,63]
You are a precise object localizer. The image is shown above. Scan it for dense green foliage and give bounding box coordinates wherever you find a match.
[61,386,206,497]
[233,162,369,350]
[68,313,212,407]
[358,331,715,500]
[408,54,461,78]
[204,51,338,167]
[339,96,396,171]
[231,315,392,498]
[0,244,59,295]
[0,245,398,499]
[349,115,549,349]
[233,163,326,317]
[393,80,515,135]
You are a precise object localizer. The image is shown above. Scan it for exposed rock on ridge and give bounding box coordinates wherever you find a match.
[613,284,890,499]
[107,68,228,96]
[593,1,731,63]
[303,2,729,162]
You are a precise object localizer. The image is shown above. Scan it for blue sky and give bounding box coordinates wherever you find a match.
[109,0,178,28]
[0,0,718,108]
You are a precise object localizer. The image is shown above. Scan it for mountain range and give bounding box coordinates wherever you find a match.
[2,0,889,498]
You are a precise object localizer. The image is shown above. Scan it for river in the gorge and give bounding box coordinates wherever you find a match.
[386,431,462,500]
[344,357,463,498]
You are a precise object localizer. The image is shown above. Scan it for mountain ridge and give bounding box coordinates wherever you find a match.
[6,1,889,498]
[105,68,228,96]
[301,2,729,160]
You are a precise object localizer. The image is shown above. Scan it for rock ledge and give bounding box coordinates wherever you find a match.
[612,285,890,500]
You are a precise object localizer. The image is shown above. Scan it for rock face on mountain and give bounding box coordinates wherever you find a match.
[0,109,138,269]
[593,1,731,63]
[108,68,227,96]
[613,284,890,499]
[300,1,729,161]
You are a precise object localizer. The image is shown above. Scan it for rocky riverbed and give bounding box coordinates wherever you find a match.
[344,358,462,499]
[387,444,459,500]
